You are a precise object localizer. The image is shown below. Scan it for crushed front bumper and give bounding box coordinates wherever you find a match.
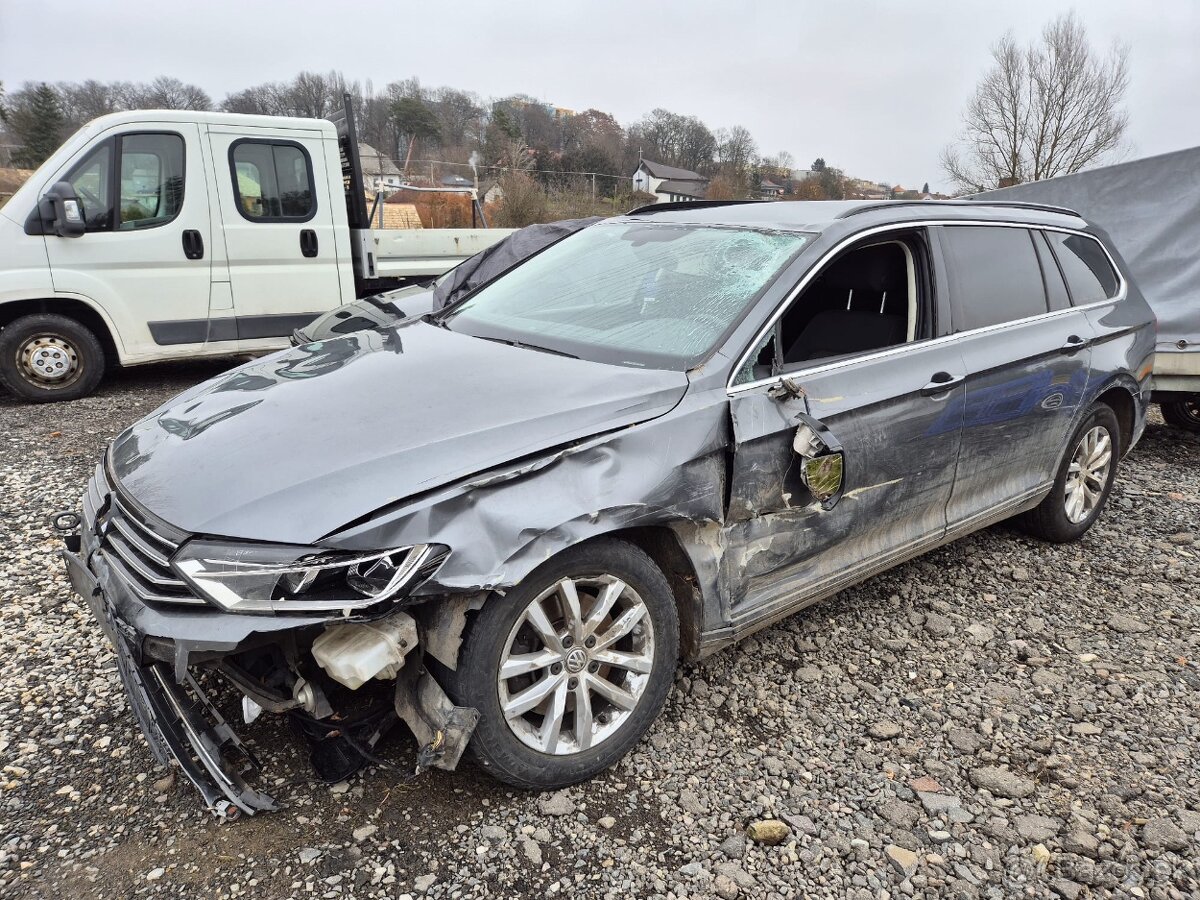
[63,545,279,818]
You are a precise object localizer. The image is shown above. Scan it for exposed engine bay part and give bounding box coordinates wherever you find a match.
[311,611,419,689]
[416,593,486,671]
[393,663,480,772]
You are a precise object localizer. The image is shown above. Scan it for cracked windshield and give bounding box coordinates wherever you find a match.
[444,222,808,368]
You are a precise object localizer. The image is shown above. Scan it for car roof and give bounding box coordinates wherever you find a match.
[621,199,1089,233]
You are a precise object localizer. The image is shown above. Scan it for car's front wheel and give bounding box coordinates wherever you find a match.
[1018,402,1120,543]
[444,538,679,790]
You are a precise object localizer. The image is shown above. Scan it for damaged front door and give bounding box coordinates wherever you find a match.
[724,341,967,634]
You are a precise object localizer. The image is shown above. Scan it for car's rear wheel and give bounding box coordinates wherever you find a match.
[0,313,105,402]
[1018,402,1120,543]
[1160,397,1200,433]
[443,538,678,790]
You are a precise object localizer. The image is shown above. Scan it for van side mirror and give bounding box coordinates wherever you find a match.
[39,181,86,238]
[793,414,845,508]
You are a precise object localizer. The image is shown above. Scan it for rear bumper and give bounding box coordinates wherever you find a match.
[63,542,280,818]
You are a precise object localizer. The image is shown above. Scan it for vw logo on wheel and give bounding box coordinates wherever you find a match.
[565,647,589,673]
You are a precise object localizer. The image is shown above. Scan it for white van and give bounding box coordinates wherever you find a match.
[0,98,511,401]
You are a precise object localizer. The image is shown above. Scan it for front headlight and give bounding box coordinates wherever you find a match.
[172,540,446,613]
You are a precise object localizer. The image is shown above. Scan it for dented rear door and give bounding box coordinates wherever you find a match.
[724,340,966,632]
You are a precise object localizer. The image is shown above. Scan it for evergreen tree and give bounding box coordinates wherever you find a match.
[922,181,930,194]
[11,84,66,168]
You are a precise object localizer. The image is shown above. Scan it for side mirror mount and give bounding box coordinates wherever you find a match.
[793,413,845,509]
[39,181,86,238]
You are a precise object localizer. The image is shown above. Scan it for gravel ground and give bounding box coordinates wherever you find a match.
[1,363,1198,900]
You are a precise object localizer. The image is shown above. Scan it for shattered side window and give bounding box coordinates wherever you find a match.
[443,223,808,369]
[734,331,777,386]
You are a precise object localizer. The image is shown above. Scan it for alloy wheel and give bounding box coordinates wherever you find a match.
[497,575,655,755]
[1064,425,1112,524]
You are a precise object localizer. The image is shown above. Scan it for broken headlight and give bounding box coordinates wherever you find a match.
[172,540,446,613]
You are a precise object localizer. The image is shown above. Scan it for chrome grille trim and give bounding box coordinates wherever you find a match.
[84,460,207,608]
[106,531,187,588]
[107,503,176,566]
[101,547,208,606]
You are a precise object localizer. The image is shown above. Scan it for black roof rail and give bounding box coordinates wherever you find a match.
[625,199,764,216]
[964,198,1083,217]
[837,199,1082,219]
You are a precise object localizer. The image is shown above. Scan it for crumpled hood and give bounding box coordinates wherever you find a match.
[111,321,688,543]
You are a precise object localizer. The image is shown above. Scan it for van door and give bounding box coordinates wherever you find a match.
[206,129,343,348]
[937,224,1094,528]
[41,125,215,360]
[723,229,965,633]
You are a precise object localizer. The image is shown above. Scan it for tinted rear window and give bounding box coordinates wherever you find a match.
[1032,230,1072,311]
[1043,231,1120,304]
[941,226,1047,330]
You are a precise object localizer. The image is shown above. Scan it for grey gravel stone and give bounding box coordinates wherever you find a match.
[969,766,1036,799]
[1140,817,1188,851]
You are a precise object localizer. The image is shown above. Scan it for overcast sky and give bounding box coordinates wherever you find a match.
[2,0,1197,191]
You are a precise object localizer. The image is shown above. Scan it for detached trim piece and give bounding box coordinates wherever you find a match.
[110,633,278,818]
[148,313,324,345]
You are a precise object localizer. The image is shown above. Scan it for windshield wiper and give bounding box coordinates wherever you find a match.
[472,334,578,359]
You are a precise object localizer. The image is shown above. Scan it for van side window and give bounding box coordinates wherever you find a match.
[941,226,1047,330]
[119,133,185,229]
[1032,229,1071,311]
[230,140,316,222]
[1043,231,1120,304]
[64,141,114,232]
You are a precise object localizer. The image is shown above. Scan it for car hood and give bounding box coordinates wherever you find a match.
[111,321,689,544]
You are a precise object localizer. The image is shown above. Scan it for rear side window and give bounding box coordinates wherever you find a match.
[230,140,315,221]
[1032,230,1072,311]
[1043,231,1120,304]
[941,226,1047,330]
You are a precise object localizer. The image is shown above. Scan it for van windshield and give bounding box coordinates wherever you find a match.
[440,222,808,369]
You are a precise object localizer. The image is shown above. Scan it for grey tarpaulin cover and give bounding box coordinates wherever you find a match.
[431,216,603,310]
[975,146,1200,352]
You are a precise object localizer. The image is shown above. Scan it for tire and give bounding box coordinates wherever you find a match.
[0,313,105,402]
[442,538,679,790]
[1160,398,1200,433]
[1018,403,1121,543]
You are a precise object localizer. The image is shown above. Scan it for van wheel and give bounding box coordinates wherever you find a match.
[1160,398,1200,433]
[1018,403,1120,543]
[442,538,679,790]
[0,314,105,402]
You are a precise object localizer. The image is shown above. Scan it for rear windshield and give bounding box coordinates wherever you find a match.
[440,222,808,369]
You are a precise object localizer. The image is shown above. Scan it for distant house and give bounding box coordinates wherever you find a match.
[440,174,474,189]
[760,178,784,199]
[480,180,504,205]
[632,158,709,203]
[359,142,403,192]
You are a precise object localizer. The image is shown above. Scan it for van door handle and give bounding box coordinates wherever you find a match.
[300,229,318,258]
[181,229,204,260]
[1059,335,1088,354]
[920,371,964,396]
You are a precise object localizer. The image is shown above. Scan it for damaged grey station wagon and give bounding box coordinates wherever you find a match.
[60,199,1155,817]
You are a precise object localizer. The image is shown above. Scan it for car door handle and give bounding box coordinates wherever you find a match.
[300,229,318,258]
[181,229,204,260]
[920,371,964,396]
[1059,334,1089,354]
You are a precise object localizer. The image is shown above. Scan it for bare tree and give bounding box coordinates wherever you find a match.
[130,76,212,111]
[942,11,1129,193]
